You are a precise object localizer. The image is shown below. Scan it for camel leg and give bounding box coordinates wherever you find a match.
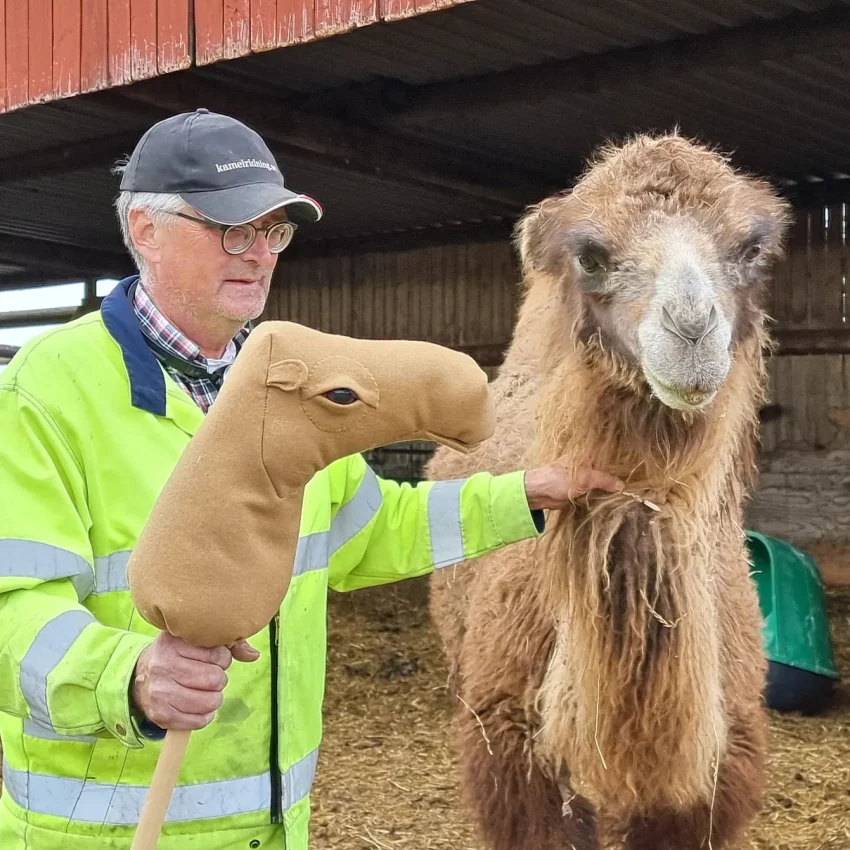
[457,697,599,850]
[619,714,765,850]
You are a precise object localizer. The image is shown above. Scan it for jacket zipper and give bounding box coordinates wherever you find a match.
[269,613,283,825]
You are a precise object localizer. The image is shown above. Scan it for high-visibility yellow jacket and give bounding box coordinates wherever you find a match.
[0,277,544,849]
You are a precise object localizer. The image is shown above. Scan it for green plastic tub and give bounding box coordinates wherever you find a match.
[746,530,840,714]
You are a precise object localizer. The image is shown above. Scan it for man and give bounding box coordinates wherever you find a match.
[0,109,623,850]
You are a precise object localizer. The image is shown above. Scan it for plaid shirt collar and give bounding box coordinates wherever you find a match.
[132,282,250,412]
[134,284,249,368]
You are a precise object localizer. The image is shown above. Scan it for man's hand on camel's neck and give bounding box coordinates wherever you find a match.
[524,458,624,512]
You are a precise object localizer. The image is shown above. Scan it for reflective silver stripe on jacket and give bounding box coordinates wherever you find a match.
[20,609,95,736]
[427,479,467,567]
[0,539,94,600]
[293,465,383,577]
[327,465,383,557]
[1,748,319,825]
[94,550,132,594]
[23,718,96,743]
[281,748,320,810]
[0,539,133,598]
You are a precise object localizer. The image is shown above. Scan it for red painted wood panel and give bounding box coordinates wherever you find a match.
[108,0,132,85]
[190,0,465,65]
[195,0,223,63]
[29,0,53,102]
[6,0,29,109]
[158,0,191,72]
[0,0,6,111]
[81,0,109,92]
[130,0,158,81]
[380,0,417,22]
[0,0,471,109]
[316,0,376,37]
[54,0,82,98]
[223,0,250,59]
[276,0,313,47]
[251,0,277,51]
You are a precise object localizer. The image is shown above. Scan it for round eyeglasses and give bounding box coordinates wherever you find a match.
[165,211,298,255]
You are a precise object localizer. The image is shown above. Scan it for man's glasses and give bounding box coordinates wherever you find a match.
[164,211,297,255]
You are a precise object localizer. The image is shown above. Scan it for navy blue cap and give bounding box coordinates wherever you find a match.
[119,108,323,227]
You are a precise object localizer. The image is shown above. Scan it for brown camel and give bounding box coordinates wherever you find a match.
[427,133,790,850]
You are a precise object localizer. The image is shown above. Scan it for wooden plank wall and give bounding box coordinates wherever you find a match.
[747,202,850,543]
[0,0,192,112]
[761,203,849,454]
[266,241,519,484]
[0,0,469,111]
[266,240,519,357]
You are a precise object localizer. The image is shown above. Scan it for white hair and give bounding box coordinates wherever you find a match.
[112,162,187,273]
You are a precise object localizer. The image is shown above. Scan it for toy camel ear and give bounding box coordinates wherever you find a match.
[267,359,309,392]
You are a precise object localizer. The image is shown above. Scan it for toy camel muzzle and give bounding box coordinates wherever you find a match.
[126,321,497,849]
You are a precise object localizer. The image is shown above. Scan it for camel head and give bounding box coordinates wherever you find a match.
[236,321,496,488]
[515,133,791,412]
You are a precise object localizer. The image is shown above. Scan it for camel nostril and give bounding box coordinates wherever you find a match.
[661,305,717,345]
[704,305,719,337]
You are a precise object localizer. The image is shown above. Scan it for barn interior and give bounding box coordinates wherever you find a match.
[0,0,848,847]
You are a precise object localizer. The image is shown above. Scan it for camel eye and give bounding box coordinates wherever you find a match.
[578,253,603,274]
[742,242,762,262]
[323,388,359,405]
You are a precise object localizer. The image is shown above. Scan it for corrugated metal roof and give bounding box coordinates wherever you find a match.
[0,0,847,284]
[373,52,850,180]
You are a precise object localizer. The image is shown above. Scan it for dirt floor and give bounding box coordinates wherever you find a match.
[311,574,850,850]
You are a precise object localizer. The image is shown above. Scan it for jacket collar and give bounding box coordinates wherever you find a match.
[101,275,169,416]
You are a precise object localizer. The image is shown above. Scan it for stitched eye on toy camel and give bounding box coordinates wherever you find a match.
[529,175,787,413]
[323,388,359,405]
[297,356,380,432]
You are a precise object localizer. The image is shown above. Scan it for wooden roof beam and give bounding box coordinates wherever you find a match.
[103,72,554,214]
[0,132,143,185]
[0,343,20,362]
[0,271,118,291]
[0,235,130,278]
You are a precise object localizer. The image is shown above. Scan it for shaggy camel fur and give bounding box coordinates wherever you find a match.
[427,133,790,850]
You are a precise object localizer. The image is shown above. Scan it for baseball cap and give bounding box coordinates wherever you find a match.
[118,108,323,227]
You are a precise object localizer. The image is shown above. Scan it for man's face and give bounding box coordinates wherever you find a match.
[134,205,284,326]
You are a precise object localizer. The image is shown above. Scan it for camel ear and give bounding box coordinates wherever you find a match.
[267,359,308,392]
[514,200,565,277]
[514,206,543,273]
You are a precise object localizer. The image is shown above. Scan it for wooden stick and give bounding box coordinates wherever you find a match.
[130,728,191,850]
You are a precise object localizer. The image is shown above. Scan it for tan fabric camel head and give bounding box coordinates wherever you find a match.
[128,321,496,647]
